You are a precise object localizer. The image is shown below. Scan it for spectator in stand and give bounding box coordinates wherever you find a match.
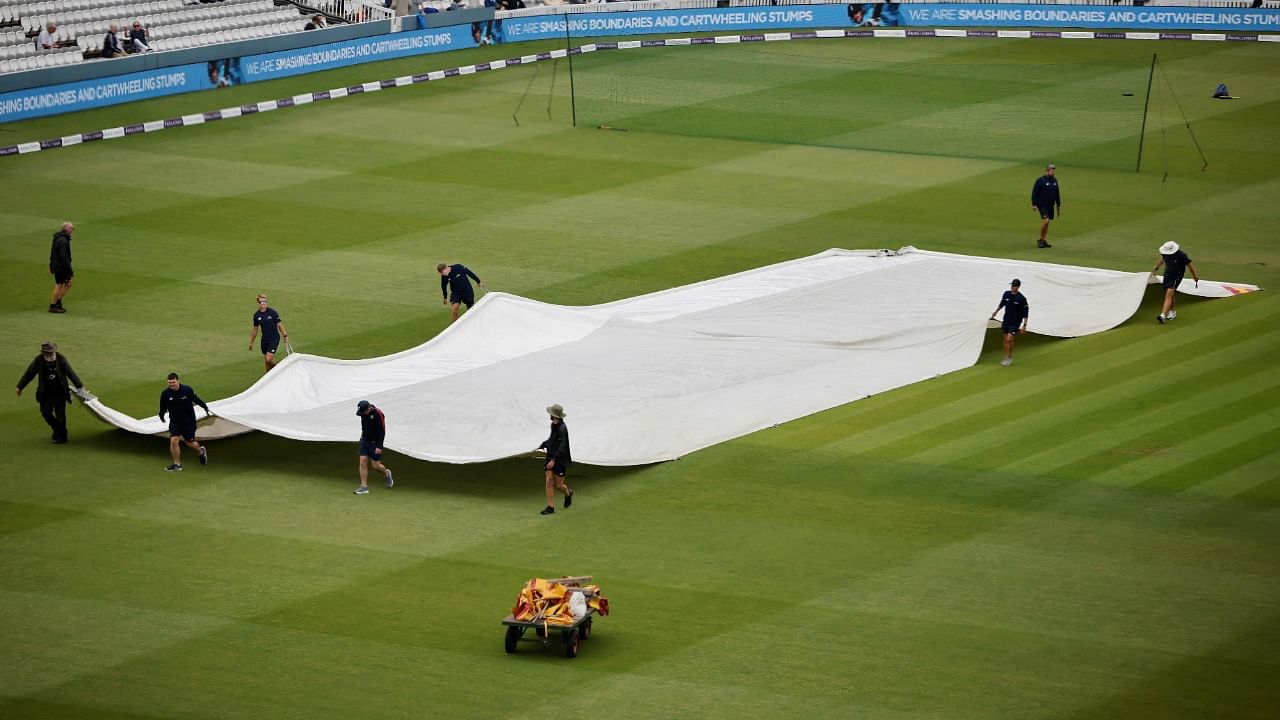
[128,21,152,53]
[102,24,126,58]
[304,14,325,30]
[447,0,466,10]
[37,22,63,51]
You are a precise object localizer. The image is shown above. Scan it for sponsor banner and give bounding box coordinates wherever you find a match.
[0,63,208,123]
[897,4,1280,32]
[501,5,853,41]
[239,26,473,83]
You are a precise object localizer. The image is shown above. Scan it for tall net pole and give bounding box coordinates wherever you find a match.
[1136,53,1156,174]
[565,15,577,127]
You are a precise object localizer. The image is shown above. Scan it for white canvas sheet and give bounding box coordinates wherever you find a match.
[82,248,1260,465]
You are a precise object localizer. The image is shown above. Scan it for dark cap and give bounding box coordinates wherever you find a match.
[41,341,57,353]
[356,400,370,415]
[1010,279,1021,287]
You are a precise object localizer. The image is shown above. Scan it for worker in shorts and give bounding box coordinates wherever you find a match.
[248,294,290,372]
[538,403,573,515]
[159,372,210,471]
[1031,164,1061,249]
[48,222,75,313]
[354,400,394,495]
[1152,241,1200,324]
[990,279,1029,367]
[438,262,486,324]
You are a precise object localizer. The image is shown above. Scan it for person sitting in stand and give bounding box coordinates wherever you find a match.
[127,21,152,53]
[101,24,126,58]
[37,22,64,51]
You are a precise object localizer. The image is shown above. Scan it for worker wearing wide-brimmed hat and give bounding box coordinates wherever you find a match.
[1152,241,1199,324]
[537,404,573,515]
[15,341,87,444]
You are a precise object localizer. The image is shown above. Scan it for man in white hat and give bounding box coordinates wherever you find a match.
[1152,241,1199,324]
[537,404,573,515]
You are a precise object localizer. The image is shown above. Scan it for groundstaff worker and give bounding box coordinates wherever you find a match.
[1152,241,1199,324]
[354,400,394,495]
[438,262,486,324]
[16,341,86,444]
[1031,164,1061,249]
[248,294,290,372]
[538,403,573,515]
[990,279,1029,367]
[159,373,210,472]
[48,222,75,313]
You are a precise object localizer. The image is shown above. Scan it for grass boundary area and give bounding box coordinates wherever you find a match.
[4,26,1277,158]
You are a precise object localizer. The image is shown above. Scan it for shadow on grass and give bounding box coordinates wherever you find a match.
[73,423,649,501]
[978,285,1219,362]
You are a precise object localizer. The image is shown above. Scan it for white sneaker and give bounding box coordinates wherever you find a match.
[1156,314,1165,324]
[1167,310,1177,320]
[1001,356,1012,367]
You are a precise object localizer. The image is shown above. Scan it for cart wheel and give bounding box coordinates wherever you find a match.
[504,625,522,654]
[535,626,546,638]
[581,618,593,639]
[564,628,580,658]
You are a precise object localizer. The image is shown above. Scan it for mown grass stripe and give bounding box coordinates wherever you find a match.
[1055,379,1280,487]
[1135,419,1280,496]
[854,308,1278,462]
[1183,446,1280,500]
[922,332,1280,471]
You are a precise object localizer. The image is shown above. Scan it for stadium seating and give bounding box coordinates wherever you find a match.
[0,0,312,73]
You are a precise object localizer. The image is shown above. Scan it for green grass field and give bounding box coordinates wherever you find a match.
[2,33,1279,719]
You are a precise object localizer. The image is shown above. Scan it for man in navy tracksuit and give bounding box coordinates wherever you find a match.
[1031,164,1061,249]
[990,279,1029,367]
[159,373,210,471]
[438,262,486,324]
[353,400,394,495]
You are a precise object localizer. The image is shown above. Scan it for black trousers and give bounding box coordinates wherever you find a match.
[40,397,68,442]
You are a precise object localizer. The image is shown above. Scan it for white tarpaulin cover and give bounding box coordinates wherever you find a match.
[82,248,1260,465]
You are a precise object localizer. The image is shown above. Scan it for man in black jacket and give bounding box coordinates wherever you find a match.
[538,403,573,515]
[353,400,394,495]
[49,222,75,313]
[16,341,86,444]
[1031,164,1061,249]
